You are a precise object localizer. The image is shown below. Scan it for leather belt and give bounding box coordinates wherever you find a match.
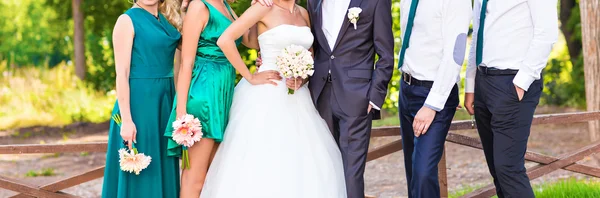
[402,73,433,88]
[477,66,519,75]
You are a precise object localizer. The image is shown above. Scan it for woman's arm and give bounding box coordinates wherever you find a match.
[228,9,260,49]
[113,14,135,124]
[175,1,209,117]
[173,49,181,86]
[287,6,312,90]
[299,6,313,57]
[217,4,279,85]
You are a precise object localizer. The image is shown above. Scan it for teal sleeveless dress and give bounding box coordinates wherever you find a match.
[102,8,181,198]
[165,0,242,157]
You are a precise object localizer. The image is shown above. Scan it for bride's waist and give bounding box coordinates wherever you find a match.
[257,63,279,73]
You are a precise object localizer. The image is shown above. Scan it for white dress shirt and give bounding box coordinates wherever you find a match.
[465,0,559,93]
[321,0,351,51]
[322,0,380,110]
[400,0,472,111]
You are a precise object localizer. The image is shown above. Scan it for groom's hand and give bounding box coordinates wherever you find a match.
[367,104,373,114]
[413,106,436,137]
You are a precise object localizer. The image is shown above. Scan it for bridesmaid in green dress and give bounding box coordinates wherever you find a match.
[102,0,182,197]
[164,0,280,197]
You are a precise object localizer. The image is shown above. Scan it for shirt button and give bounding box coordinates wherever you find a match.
[330,55,335,60]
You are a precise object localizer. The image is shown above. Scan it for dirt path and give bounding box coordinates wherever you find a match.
[1,118,599,197]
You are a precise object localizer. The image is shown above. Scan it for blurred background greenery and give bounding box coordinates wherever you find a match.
[0,0,586,130]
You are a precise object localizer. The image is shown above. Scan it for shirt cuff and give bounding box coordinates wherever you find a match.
[513,70,536,91]
[369,101,381,111]
[423,92,445,112]
[465,78,475,93]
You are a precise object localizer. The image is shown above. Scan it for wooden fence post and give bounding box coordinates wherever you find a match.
[438,147,449,198]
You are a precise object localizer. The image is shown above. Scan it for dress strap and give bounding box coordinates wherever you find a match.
[223,0,236,19]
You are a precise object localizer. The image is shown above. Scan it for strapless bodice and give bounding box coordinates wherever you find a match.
[257,25,314,71]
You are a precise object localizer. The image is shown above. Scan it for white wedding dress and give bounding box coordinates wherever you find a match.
[200,25,347,198]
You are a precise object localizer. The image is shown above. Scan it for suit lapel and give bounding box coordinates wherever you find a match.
[332,0,363,51]
[313,0,332,54]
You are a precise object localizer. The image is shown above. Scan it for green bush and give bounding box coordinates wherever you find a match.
[0,63,114,130]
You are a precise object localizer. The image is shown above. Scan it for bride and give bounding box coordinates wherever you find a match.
[200,1,347,197]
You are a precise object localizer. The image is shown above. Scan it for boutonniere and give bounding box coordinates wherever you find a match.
[347,7,362,30]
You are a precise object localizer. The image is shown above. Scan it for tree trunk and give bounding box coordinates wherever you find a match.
[560,0,581,63]
[72,0,86,80]
[580,0,600,141]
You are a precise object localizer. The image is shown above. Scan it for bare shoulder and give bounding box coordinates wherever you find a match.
[115,14,133,27]
[297,5,309,17]
[114,14,134,33]
[247,3,274,13]
[297,5,310,23]
[187,0,208,14]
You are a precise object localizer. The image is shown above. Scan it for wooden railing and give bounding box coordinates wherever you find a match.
[1,112,600,198]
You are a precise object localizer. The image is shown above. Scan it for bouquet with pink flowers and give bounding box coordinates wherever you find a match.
[276,44,314,94]
[118,147,152,175]
[171,114,203,169]
[112,114,152,175]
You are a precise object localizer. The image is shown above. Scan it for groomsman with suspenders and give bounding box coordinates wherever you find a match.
[464,0,558,197]
[398,0,471,197]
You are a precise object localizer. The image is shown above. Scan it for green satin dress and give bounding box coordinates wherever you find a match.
[165,0,242,157]
[102,8,181,198]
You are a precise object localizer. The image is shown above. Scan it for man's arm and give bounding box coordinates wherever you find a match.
[512,0,559,91]
[465,0,481,94]
[423,0,472,111]
[369,0,394,110]
[413,0,472,137]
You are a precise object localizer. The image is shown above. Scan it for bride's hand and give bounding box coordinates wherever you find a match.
[286,77,306,90]
[248,70,281,86]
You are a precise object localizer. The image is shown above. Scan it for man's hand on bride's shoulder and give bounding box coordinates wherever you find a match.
[251,0,273,7]
[249,70,281,86]
[286,77,308,91]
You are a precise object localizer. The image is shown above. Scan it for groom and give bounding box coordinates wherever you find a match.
[306,0,394,197]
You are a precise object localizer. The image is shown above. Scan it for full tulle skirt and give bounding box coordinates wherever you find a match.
[200,78,347,198]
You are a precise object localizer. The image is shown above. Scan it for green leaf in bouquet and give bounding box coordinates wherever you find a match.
[112,114,122,126]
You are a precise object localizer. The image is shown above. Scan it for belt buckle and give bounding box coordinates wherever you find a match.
[403,73,412,85]
[478,66,488,75]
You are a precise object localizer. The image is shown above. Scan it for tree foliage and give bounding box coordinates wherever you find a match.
[0,0,587,113]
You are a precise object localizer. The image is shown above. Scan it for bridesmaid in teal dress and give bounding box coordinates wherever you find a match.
[164,0,279,197]
[102,0,182,197]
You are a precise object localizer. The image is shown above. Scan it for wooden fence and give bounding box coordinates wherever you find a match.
[1,111,600,198]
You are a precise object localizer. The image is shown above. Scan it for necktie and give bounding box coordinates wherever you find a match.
[475,0,489,66]
[397,0,419,68]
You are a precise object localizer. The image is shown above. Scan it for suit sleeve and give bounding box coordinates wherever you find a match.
[369,0,394,108]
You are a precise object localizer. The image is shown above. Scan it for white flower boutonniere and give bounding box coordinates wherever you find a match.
[347,7,362,30]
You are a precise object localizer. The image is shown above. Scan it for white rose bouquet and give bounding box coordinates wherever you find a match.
[276,44,315,94]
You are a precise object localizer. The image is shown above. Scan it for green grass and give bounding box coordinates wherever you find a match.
[450,179,600,198]
[534,179,600,198]
[0,64,114,130]
[25,168,57,177]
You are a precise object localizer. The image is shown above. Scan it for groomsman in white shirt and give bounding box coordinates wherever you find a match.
[464,0,558,197]
[397,0,471,197]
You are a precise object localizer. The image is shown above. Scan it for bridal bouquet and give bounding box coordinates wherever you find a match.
[276,44,314,94]
[112,114,152,175]
[171,114,203,169]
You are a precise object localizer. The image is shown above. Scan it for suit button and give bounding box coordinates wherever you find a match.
[330,55,335,60]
